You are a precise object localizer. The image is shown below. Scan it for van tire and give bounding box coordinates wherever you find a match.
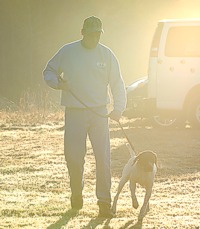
[151,115,177,128]
[188,98,200,128]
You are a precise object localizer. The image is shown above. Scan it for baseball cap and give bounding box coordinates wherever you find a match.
[82,16,104,34]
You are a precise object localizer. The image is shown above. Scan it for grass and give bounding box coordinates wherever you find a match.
[0,107,200,228]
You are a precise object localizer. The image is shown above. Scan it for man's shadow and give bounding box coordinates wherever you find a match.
[119,219,143,229]
[46,210,110,229]
[46,209,79,229]
[81,217,143,229]
[81,217,111,229]
[46,209,143,229]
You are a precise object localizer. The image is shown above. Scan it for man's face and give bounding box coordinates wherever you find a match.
[81,31,101,49]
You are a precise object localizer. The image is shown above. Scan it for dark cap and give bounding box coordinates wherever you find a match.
[82,16,104,34]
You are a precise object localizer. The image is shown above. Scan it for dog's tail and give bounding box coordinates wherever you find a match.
[126,143,136,157]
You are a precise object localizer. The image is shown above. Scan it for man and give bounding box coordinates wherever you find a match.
[43,16,126,218]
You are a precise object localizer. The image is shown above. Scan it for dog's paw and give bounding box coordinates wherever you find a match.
[132,198,139,209]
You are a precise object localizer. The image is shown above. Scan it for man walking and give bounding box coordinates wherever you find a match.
[43,16,126,218]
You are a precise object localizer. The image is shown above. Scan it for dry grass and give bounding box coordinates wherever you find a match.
[0,110,200,229]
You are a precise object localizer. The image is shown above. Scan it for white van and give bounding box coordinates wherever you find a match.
[126,19,200,128]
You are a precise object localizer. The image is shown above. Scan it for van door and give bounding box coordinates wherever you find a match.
[156,24,200,111]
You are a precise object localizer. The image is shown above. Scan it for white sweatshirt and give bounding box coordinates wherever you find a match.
[43,40,126,112]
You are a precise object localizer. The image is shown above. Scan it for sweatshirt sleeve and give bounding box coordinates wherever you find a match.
[43,48,63,89]
[109,52,127,113]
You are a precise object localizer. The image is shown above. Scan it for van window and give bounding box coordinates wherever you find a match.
[165,26,200,57]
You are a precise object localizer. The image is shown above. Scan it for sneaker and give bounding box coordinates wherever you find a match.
[71,195,83,210]
[98,202,115,218]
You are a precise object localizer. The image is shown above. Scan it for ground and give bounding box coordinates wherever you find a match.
[0,114,200,229]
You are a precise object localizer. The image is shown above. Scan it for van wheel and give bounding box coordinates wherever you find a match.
[152,115,177,128]
[188,98,200,128]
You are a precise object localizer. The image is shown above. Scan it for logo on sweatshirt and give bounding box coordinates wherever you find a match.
[97,62,106,69]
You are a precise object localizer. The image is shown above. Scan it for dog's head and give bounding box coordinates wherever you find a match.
[132,151,158,172]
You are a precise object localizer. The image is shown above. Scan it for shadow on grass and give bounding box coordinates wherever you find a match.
[46,209,79,229]
[46,210,112,229]
[119,219,143,229]
[80,217,111,229]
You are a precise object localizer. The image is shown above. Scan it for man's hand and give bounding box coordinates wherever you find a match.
[109,110,122,122]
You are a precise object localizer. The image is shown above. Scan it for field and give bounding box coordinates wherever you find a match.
[0,110,200,229]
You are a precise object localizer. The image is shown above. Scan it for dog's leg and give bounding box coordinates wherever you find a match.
[112,175,129,213]
[130,177,139,209]
[138,188,152,220]
[112,157,135,213]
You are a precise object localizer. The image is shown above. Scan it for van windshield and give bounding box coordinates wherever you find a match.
[165,26,200,57]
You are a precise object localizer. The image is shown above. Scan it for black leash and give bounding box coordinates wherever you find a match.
[68,88,108,119]
[59,77,135,151]
[117,121,136,152]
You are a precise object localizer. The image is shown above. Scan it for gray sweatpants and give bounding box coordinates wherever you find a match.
[64,106,111,204]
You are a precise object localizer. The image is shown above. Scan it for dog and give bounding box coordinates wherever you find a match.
[112,144,158,220]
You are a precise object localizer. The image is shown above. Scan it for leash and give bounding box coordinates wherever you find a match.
[59,77,135,151]
[68,88,108,119]
[70,88,136,151]
[117,121,136,152]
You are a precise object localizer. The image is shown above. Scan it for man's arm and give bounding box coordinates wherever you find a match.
[43,49,67,90]
[109,53,127,121]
